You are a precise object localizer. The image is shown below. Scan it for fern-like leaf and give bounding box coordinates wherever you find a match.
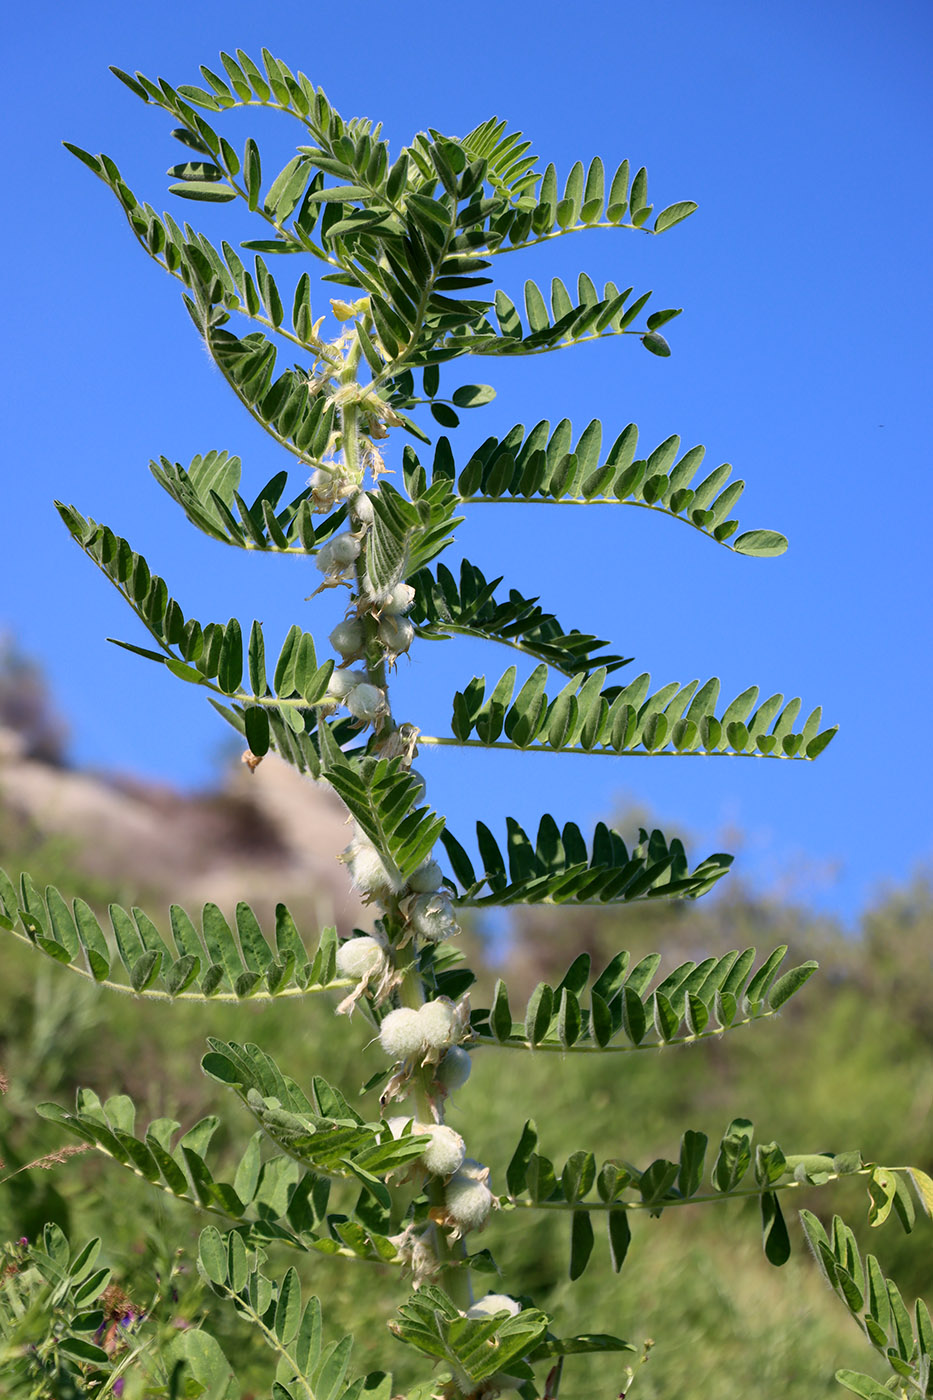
[471,943,816,1053]
[441,818,730,907]
[439,666,835,761]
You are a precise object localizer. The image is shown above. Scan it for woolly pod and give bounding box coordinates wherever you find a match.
[335,929,398,1017]
[433,1046,472,1095]
[335,934,386,981]
[417,997,460,1056]
[382,1116,465,1179]
[407,858,444,894]
[441,1158,496,1237]
[377,996,467,1067]
[465,1294,522,1320]
[351,491,375,525]
[329,617,366,661]
[381,582,416,615]
[326,667,368,701]
[345,682,388,726]
[314,531,361,579]
[378,613,414,664]
[361,574,415,614]
[342,831,405,902]
[408,891,459,943]
[419,1124,467,1177]
[378,1008,425,1060]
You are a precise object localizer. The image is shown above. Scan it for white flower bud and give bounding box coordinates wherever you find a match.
[466,1294,521,1320]
[336,935,386,981]
[420,1124,466,1177]
[435,1046,472,1093]
[408,859,443,893]
[445,1165,494,1234]
[345,682,387,724]
[315,532,360,577]
[409,892,459,943]
[382,582,416,615]
[378,614,414,660]
[326,667,368,700]
[417,998,459,1052]
[329,617,365,659]
[379,1007,425,1060]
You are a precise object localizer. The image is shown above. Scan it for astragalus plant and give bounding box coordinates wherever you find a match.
[2,48,930,1400]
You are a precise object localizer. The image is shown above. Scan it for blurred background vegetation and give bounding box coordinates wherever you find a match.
[0,645,930,1399]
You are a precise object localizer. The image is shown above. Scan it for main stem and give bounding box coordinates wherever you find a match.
[339,327,472,1310]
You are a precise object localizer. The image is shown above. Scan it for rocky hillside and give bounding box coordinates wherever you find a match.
[0,723,366,932]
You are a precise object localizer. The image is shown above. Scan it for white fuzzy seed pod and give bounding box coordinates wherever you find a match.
[420,1124,466,1177]
[465,1294,521,1320]
[409,892,459,943]
[345,683,386,724]
[408,859,444,893]
[456,1158,490,1183]
[351,492,375,525]
[379,1008,425,1060]
[445,1168,494,1233]
[378,614,414,657]
[344,836,404,900]
[417,998,459,1052]
[329,617,365,659]
[435,1046,472,1093]
[315,532,361,576]
[335,935,386,981]
[327,667,368,700]
[382,582,416,615]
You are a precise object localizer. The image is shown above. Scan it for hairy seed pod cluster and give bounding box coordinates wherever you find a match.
[378,997,463,1062]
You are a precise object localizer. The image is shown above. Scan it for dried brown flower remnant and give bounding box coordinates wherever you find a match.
[29,1144,91,1171]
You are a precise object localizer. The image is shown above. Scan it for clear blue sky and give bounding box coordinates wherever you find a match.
[4,0,931,927]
